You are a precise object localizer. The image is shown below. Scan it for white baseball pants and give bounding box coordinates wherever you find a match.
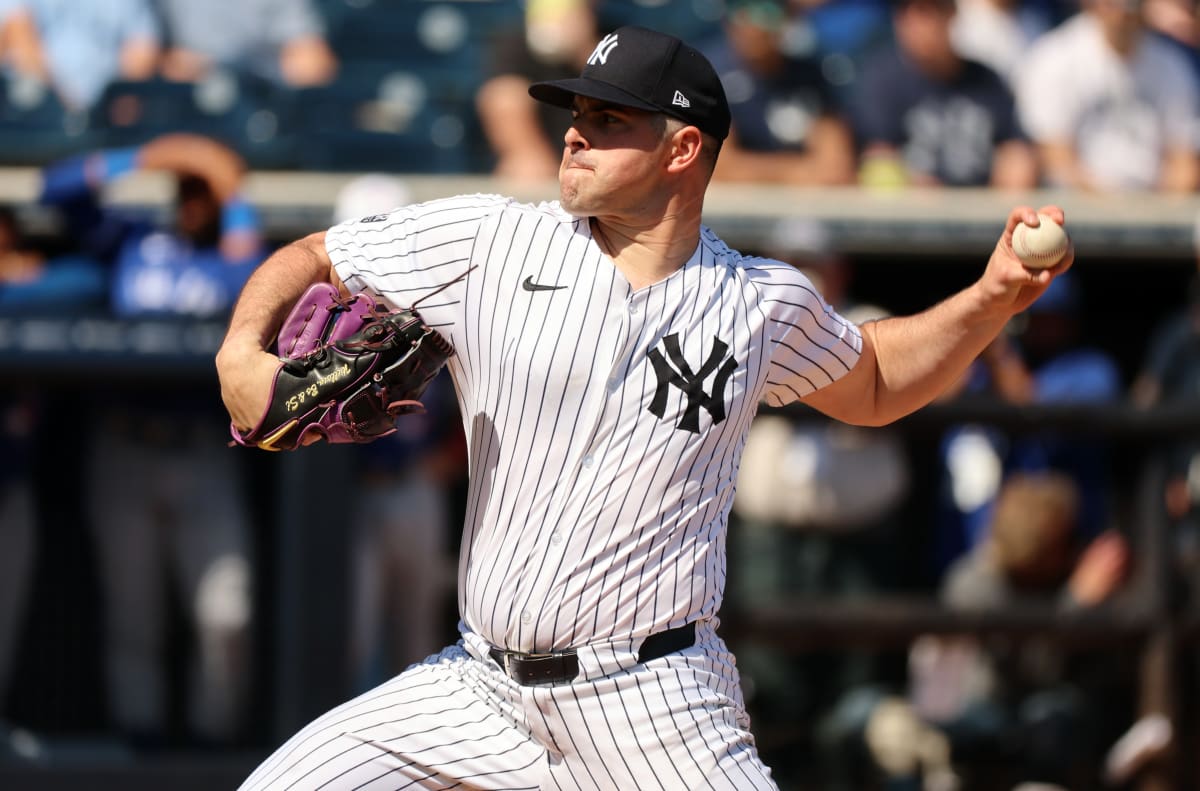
[239,619,778,790]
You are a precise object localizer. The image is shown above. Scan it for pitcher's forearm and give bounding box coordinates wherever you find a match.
[804,205,1071,427]
[222,231,333,352]
[865,282,1010,422]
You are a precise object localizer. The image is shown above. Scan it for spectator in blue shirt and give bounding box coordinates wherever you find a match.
[0,0,159,110]
[40,133,263,316]
[152,0,336,88]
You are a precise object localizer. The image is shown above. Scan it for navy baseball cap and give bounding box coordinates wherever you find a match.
[529,26,731,141]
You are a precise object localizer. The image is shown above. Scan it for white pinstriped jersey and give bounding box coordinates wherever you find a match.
[326,194,862,655]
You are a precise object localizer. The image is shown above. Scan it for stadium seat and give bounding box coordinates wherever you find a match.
[314,1,523,172]
[0,75,99,165]
[93,75,299,169]
[291,74,478,173]
[597,0,724,42]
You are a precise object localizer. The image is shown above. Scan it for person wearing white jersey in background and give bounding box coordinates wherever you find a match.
[216,25,1073,791]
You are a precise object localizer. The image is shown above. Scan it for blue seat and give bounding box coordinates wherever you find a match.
[326,1,520,73]
[291,76,475,172]
[330,3,469,62]
[315,2,525,171]
[334,60,481,104]
[93,75,299,169]
[0,76,99,165]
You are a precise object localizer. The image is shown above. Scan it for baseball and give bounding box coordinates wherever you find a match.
[1012,213,1070,270]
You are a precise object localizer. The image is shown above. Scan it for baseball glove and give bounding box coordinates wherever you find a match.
[230,282,453,451]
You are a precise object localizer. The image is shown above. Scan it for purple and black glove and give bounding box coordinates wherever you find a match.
[230,282,453,451]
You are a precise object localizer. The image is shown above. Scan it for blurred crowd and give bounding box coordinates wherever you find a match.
[724,217,1196,791]
[1,1,1200,790]
[0,134,466,763]
[0,0,1194,186]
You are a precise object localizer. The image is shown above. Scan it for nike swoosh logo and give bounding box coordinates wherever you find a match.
[522,275,567,292]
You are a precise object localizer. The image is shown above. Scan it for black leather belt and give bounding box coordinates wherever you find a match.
[488,622,696,686]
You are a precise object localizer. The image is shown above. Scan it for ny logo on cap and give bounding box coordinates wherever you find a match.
[587,33,619,66]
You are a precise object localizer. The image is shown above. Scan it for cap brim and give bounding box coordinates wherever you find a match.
[528,77,662,114]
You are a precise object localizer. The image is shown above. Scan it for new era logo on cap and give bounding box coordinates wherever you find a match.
[528,26,731,141]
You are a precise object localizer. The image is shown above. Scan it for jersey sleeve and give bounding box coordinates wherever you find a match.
[324,194,509,327]
[751,260,863,407]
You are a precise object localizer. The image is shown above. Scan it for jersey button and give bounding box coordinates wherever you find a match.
[521,610,532,624]
[550,531,563,545]
[582,455,594,469]
[608,378,619,392]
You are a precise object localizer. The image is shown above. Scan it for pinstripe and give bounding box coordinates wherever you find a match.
[327,719,533,791]
[241,198,865,790]
[762,295,859,352]
[629,674,705,790]
[240,647,550,791]
[645,262,704,631]
[555,685,623,789]
[460,210,535,632]
[483,220,598,629]
[594,678,671,789]
[506,243,616,646]
[353,203,861,654]
[640,670,728,791]
[258,681,485,786]
[522,624,769,790]
[486,234,605,643]
[475,211,546,636]
[243,673,468,787]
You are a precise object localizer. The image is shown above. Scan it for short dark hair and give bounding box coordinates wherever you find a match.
[661,116,722,176]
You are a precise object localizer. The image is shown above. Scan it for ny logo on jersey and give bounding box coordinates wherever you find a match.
[587,33,619,66]
[647,334,738,433]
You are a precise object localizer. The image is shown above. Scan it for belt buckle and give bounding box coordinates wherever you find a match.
[495,647,578,686]
[500,650,546,678]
